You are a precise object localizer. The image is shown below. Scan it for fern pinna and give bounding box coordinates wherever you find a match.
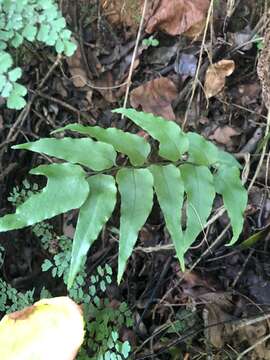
[0,109,247,287]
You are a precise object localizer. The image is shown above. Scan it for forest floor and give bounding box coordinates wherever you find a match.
[1,0,270,359]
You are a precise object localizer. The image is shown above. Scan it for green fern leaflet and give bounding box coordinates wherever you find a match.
[0,109,247,286]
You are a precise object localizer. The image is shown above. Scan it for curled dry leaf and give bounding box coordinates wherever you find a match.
[130,77,177,120]
[204,59,235,98]
[146,0,209,36]
[0,297,84,360]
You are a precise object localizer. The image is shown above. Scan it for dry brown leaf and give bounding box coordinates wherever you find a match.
[183,18,206,39]
[204,59,235,98]
[235,322,270,359]
[100,0,142,29]
[146,0,209,36]
[209,126,240,145]
[130,77,177,120]
[66,47,88,88]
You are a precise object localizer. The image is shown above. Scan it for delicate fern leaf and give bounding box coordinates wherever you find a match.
[180,164,215,259]
[68,175,117,288]
[149,164,185,268]
[116,168,154,284]
[13,138,116,171]
[187,132,218,166]
[214,165,247,245]
[217,149,241,168]
[53,123,150,166]
[0,163,89,232]
[113,108,189,162]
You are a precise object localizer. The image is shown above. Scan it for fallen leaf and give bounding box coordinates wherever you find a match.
[175,53,198,77]
[130,77,177,120]
[100,0,142,29]
[228,26,253,51]
[236,82,261,106]
[204,59,235,98]
[146,0,210,36]
[209,126,240,145]
[146,44,178,66]
[183,18,206,39]
[236,322,270,359]
[0,297,84,360]
[67,46,88,88]
[204,302,232,349]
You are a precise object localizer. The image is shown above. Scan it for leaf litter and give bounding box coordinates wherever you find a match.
[0,0,270,359]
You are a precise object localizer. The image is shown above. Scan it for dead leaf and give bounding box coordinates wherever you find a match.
[175,53,198,77]
[0,297,84,360]
[228,26,253,51]
[130,77,177,120]
[204,59,235,98]
[67,46,88,88]
[209,126,240,145]
[203,303,232,349]
[183,18,206,39]
[146,44,178,66]
[146,0,209,36]
[100,0,142,29]
[236,322,270,359]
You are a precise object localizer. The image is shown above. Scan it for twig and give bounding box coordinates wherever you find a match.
[33,90,94,123]
[236,333,270,360]
[0,54,62,152]
[182,0,214,129]
[157,224,231,306]
[121,0,148,117]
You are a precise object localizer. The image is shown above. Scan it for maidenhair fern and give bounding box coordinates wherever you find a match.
[0,109,248,287]
[0,0,76,109]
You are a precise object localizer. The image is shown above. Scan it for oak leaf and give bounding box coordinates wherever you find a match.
[130,77,177,120]
[146,0,209,36]
[0,297,84,360]
[204,59,235,98]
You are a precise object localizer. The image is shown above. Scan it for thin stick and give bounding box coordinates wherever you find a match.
[182,0,214,129]
[121,0,148,117]
[248,108,270,191]
[236,333,270,360]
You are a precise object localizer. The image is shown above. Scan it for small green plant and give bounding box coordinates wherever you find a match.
[0,109,247,289]
[0,246,34,313]
[142,35,159,47]
[0,277,35,313]
[41,252,133,360]
[4,178,133,359]
[0,0,76,109]
[254,36,264,50]
[8,179,39,206]
[78,264,133,360]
